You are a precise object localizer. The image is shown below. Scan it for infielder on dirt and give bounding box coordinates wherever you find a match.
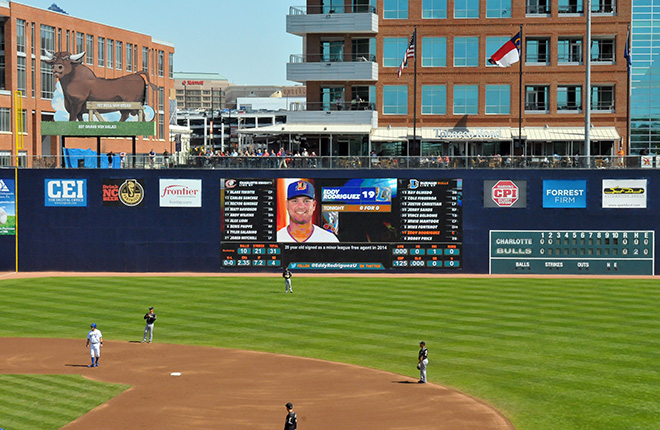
[86,323,103,367]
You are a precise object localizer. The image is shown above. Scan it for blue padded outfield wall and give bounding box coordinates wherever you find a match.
[0,167,658,275]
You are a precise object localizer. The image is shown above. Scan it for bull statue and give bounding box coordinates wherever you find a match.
[44,50,158,121]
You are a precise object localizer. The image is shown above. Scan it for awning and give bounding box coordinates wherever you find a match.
[523,127,620,141]
[371,127,512,142]
[238,124,372,135]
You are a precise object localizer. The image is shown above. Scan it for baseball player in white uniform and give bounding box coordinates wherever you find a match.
[277,180,339,243]
[86,323,103,367]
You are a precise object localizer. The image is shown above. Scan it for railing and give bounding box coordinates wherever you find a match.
[5,155,646,170]
[289,53,377,63]
[289,5,377,15]
[295,100,376,111]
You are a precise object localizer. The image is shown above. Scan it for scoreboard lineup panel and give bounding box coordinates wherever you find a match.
[490,230,655,275]
[221,178,463,270]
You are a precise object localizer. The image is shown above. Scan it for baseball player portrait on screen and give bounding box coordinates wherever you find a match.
[277,179,339,243]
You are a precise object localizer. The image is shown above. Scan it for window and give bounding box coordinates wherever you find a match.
[383,85,408,114]
[143,46,149,72]
[557,85,582,111]
[592,0,615,13]
[159,87,165,138]
[17,20,26,53]
[31,23,35,56]
[455,0,479,18]
[383,37,408,67]
[558,37,582,63]
[158,50,164,77]
[107,40,114,68]
[85,35,93,65]
[384,0,408,18]
[169,52,174,78]
[453,85,478,114]
[487,0,511,17]
[526,0,550,13]
[40,25,55,54]
[422,85,446,114]
[591,38,615,62]
[351,38,375,62]
[558,0,583,13]
[422,37,447,67]
[486,37,509,65]
[0,108,10,132]
[116,41,123,70]
[97,37,105,67]
[321,86,345,111]
[422,0,447,18]
[40,61,54,99]
[321,40,344,62]
[454,37,479,67]
[526,38,550,63]
[57,28,61,51]
[17,56,26,94]
[126,43,133,71]
[525,85,549,112]
[76,32,84,54]
[485,85,510,114]
[591,85,614,111]
[66,30,70,51]
[0,22,5,89]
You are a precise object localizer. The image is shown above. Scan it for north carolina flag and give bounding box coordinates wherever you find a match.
[489,32,521,67]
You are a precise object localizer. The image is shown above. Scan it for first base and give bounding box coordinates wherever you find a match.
[170,372,181,376]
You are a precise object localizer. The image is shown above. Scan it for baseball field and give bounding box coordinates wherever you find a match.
[1,274,659,429]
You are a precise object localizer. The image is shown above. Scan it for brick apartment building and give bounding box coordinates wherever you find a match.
[0,1,175,167]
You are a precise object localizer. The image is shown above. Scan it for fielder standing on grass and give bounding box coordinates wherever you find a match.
[417,341,428,383]
[85,323,102,367]
[283,267,293,293]
[284,402,297,430]
[143,306,157,343]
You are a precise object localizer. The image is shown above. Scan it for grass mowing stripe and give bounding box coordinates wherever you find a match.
[2,276,660,430]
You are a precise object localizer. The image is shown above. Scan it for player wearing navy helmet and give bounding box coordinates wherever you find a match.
[85,323,103,367]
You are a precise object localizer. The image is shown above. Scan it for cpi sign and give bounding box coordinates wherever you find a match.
[484,180,526,208]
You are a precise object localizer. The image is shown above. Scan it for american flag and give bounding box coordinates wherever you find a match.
[398,29,416,78]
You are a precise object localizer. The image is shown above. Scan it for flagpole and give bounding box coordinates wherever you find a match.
[412,26,417,159]
[585,0,591,165]
[518,24,523,159]
[626,23,631,158]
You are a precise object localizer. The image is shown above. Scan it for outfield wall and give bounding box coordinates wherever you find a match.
[0,168,657,274]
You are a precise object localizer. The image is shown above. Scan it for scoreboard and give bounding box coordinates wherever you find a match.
[221,178,463,270]
[490,230,655,275]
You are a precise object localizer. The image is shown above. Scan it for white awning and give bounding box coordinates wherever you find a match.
[371,127,512,141]
[239,124,372,135]
[523,127,621,141]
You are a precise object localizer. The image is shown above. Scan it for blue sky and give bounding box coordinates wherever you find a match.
[16,0,301,86]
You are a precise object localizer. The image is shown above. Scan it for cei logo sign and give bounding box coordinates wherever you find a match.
[45,179,87,207]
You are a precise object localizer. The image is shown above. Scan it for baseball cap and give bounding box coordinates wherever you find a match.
[287,180,314,200]
[90,323,97,328]
[419,341,425,346]
[285,402,293,409]
[149,306,154,310]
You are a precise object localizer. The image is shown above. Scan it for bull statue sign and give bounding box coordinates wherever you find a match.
[41,50,157,137]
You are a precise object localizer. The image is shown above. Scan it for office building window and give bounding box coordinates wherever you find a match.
[455,0,479,18]
[526,38,550,63]
[143,46,149,73]
[0,25,5,90]
[0,108,10,131]
[31,23,35,55]
[107,40,114,68]
[116,41,123,70]
[453,85,479,114]
[383,85,408,114]
[126,43,133,71]
[486,36,509,65]
[57,28,61,51]
[527,0,550,13]
[558,37,582,63]
[454,37,479,67]
[592,0,615,13]
[525,85,549,112]
[558,0,583,14]
[383,37,408,67]
[591,85,614,111]
[40,25,55,54]
[17,20,26,53]
[158,51,164,77]
[591,38,615,62]
[85,35,93,65]
[97,37,105,67]
[169,52,174,78]
[422,85,447,114]
[422,37,447,67]
[557,85,582,111]
[384,0,408,18]
[485,85,510,114]
[76,32,84,54]
[487,0,511,17]
[17,56,26,94]
[422,0,447,18]
[40,61,54,99]
[66,30,70,51]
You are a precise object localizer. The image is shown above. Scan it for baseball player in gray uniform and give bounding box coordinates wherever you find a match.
[142,306,157,343]
[283,268,293,293]
[86,323,103,367]
[418,341,428,383]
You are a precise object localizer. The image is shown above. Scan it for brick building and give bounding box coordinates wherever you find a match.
[0,1,175,167]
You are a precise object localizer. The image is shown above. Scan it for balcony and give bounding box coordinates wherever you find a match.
[287,54,378,83]
[287,5,378,36]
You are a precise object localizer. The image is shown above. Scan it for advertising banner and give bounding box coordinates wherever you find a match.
[602,179,647,208]
[102,179,145,207]
[483,180,527,208]
[0,179,16,236]
[543,180,587,208]
[44,179,87,207]
[159,179,202,207]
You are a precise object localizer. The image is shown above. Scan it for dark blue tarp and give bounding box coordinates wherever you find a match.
[63,148,120,168]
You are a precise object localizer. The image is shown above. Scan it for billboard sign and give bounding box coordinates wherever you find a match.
[602,179,647,208]
[102,179,145,207]
[0,179,16,236]
[543,180,587,208]
[44,179,87,207]
[484,180,527,208]
[159,179,202,207]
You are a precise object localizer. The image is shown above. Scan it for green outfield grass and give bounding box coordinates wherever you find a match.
[1,276,659,430]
